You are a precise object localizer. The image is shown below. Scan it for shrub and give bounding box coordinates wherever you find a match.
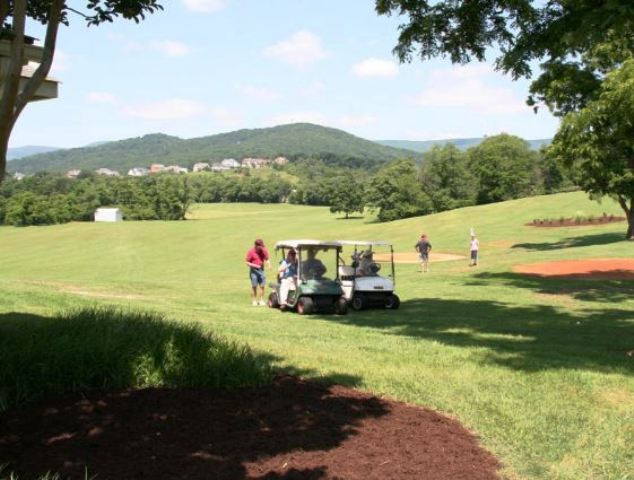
[0,307,273,411]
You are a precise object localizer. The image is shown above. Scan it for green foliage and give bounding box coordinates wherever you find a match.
[328,175,366,218]
[367,158,432,222]
[468,134,539,204]
[420,144,476,212]
[10,124,419,175]
[0,307,273,411]
[550,59,634,238]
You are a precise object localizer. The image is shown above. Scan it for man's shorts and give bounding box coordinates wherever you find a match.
[470,250,478,261]
[250,268,266,287]
[419,252,429,262]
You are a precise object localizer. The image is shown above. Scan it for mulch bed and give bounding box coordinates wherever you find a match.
[514,258,634,280]
[525,216,625,228]
[0,375,500,480]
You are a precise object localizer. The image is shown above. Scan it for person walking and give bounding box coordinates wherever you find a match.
[245,238,271,306]
[415,233,432,273]
[469,235,480,266]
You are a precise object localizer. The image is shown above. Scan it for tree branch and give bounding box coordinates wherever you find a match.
[14,0,63,117]
[0,0,25,130]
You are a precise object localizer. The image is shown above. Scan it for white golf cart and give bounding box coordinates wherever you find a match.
[337,240,400,310]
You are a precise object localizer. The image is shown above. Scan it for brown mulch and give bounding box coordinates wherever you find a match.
[0,376,500,480]
[525,216,625,228]
[514,258,634,280]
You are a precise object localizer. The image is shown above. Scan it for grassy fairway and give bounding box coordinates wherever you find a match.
[1,191,633,479]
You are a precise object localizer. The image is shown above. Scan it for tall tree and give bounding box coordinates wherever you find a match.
[550,60,634,239]
[0,0,163,182]
[328,175,366,219]
[468,134,538,204]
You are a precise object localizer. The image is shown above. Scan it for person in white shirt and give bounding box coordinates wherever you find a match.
[469,235,480,266]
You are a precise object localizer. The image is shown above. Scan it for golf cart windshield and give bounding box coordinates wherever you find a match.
[275,240,342,282]
[337,240,395,280]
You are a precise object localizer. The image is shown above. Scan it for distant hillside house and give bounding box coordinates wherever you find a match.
[274,156,288,166]
[150,164,166,174]
[221,158,241,169]
[96,168,120,177]
[13,172,25,180]
[211,162,229,172]
[193,162,210,172]
[94,207,123,222]
[128,167,149,177]
[66,169,81,178]
[165,165,188,174]
[242,157,270,169]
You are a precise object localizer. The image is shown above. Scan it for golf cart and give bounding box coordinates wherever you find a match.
[337,240,400,310]
[268,240,348,315]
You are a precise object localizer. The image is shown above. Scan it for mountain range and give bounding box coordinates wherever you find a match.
[8,123,552,174]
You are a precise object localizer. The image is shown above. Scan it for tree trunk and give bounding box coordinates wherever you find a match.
[617,196,634,240]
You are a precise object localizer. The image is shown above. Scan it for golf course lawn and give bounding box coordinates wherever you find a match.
[1,190,633,480]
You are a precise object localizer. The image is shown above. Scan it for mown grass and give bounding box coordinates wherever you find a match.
[0,307,272,411]
[0,191,633,479]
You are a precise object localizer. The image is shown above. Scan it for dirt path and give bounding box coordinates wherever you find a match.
[514,258,634,280]
[0,376,500,480]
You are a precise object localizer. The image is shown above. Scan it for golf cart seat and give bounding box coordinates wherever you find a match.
[338,266,355,281]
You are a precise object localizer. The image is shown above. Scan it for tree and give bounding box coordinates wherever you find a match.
[374,0,634,115]
[0,1,163,181]
[550,60,634,239]
[328,175,366,218]
[467,134,538,204]
[367,159,431,222]
[420,144,476,212]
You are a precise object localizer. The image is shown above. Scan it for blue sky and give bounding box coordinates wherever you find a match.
[11,0,560,148]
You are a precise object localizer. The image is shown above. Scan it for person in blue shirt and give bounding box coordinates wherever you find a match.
[278,248,298,308]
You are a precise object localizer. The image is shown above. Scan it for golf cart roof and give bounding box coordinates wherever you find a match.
[337,240,392,247]
[275,239,342,249]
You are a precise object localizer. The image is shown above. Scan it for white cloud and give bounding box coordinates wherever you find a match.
[300,81,326,96]
[122,99,207,120]
[238,85,282,102]
[413,64,527,114]
[352,58,399,78]
[263,30,328,69]
[182,0,226,13]
[86,92,116,104]
[338,114,378,127]
[149,40,191,57]
[211,107,242,126]
[267,111,328,126]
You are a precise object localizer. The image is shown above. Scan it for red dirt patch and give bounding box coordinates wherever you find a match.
[514,258,634,280]
[374,252,466,264]
[0,376,500,480]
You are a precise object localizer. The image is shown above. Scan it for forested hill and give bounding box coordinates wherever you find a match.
[376,137,552,152]
[9,123,420,174]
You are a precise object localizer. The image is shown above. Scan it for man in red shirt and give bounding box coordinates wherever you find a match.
[245,239,271,306]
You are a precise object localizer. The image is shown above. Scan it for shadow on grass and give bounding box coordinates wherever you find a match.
[466,271,634,303]
[0,309,390,480]
[512,232,625,251]
[328,297,634,374]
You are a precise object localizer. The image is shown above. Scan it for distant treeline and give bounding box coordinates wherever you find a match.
[0,134,575,226]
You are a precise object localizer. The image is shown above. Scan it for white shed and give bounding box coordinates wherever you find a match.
[94,208,123,222]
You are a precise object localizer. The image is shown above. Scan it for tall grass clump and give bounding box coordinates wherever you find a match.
[0,307,272,411]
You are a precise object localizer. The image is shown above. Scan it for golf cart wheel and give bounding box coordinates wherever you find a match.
[385,294,400,310]
[268,292,279,309]
[351,295,364,311]
[296,297,314,315]
[335,297,348,315]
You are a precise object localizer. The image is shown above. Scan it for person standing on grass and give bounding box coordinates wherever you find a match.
[469,235,480,266]
[245,238,271,306]
[415,233,432,273]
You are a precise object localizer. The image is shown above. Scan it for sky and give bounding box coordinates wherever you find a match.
[10,0,560,149]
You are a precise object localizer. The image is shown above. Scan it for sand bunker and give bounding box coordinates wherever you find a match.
[514,258,634,280]
[374,252,466,264]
